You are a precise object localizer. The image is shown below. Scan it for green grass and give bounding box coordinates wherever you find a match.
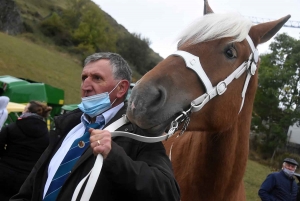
[0,32,82,104]
[244,160,273,200]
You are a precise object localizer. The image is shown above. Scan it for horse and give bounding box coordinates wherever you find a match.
[126,1,290,200]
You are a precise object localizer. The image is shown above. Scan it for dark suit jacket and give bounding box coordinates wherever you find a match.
[10,104,180,201]
[0,114,49,174]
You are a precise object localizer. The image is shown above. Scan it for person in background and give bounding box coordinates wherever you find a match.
[0,100,52,201]
[258,158,299,201]
[0,96,9,131]
[10,52,180,201]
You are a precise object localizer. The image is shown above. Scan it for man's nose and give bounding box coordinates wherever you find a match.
[82,77,92,89]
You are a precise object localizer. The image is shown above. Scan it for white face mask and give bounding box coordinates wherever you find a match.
[283,168,295,177]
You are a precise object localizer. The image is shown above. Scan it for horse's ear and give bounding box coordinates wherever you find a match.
[203,0,214,15]
[250,15,291,45]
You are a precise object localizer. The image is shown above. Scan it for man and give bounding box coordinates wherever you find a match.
[258,158,298,201]
[10,52,180,201]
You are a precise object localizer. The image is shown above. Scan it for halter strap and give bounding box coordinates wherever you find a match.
[246,35,259,63]
[171,35,258,114]
[173,50,213,92]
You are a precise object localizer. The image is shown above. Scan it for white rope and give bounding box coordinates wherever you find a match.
[72,116,175,201]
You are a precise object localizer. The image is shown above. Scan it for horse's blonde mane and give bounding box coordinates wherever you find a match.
[178,12,253,47]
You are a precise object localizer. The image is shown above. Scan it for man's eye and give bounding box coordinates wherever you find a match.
[93,76,102,81]
[81,76,87,81]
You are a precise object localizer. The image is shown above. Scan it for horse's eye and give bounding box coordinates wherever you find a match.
[225,47,237,59]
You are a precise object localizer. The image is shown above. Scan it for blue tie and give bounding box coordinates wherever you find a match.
[43,122,103,201]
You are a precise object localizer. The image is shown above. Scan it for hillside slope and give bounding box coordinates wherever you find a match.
[0,32,82,104]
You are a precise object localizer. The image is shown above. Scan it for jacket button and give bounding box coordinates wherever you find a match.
[125,128,128,131]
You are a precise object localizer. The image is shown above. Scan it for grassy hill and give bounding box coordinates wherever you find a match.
[0,32,82,104]
[244,159,273,200]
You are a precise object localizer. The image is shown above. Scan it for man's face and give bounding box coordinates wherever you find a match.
[283,162,297,171]
[81,59,118,100]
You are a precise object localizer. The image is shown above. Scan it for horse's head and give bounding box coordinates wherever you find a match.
[126,1,290,136]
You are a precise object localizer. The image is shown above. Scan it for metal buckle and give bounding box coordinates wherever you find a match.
[167,121,178,136]
[216,81,227,95]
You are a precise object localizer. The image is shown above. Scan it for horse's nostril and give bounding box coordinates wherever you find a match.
[129,84,167,116]
[130,102,136,110]
[151,87,166,106]
[147,85,167,110]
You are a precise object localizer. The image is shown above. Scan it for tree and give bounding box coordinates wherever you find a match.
[71,4,116,53]
[252,33,300,158]
[117,33,153,75]
[39,12,73,46]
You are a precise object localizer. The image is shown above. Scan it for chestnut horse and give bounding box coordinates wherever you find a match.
[126,1,290,200]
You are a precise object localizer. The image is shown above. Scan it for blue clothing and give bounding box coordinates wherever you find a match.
[258,170,298,201]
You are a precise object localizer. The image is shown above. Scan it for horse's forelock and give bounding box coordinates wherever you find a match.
[177,12,253,48]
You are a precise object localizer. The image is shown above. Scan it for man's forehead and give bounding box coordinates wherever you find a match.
[286,162,297,165]
[82,60,112,73]
[84,59,110,67]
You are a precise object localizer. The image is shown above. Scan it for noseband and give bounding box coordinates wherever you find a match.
[168,35,259,135]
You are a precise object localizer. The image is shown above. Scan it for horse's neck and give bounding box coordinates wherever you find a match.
[165,116,250,200]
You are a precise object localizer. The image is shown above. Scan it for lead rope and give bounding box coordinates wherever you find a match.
[72,115,177,201]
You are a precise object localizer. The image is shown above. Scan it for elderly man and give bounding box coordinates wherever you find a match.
[258,158,298,201]
[10,52,180,201]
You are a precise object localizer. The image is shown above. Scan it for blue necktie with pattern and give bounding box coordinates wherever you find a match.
[43,121,103,201]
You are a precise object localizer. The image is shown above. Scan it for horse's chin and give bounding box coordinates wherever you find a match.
[141,123,170,136]
[127,115,173,137]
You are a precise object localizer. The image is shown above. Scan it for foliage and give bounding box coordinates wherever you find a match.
[251,33,300,158]
[65,0,116,51]
[40,12,73,46]
[117,33,153,75]
[34,0,162,75]
[38,0,117,61]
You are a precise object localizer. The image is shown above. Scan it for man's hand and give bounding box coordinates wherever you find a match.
[89,128,112,159]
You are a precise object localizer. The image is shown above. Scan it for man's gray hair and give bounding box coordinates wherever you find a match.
[84,52,132,83]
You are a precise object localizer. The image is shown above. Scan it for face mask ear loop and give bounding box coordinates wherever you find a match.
[108,80,122,95]
[108,81,122,106]
[110,98,117,106]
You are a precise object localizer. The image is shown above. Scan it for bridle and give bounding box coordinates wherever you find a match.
[168,35,259,136]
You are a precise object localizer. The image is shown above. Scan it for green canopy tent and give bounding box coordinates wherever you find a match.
[0,75,64,128]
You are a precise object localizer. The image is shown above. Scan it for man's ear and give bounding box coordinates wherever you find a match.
[117,80,130,99]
